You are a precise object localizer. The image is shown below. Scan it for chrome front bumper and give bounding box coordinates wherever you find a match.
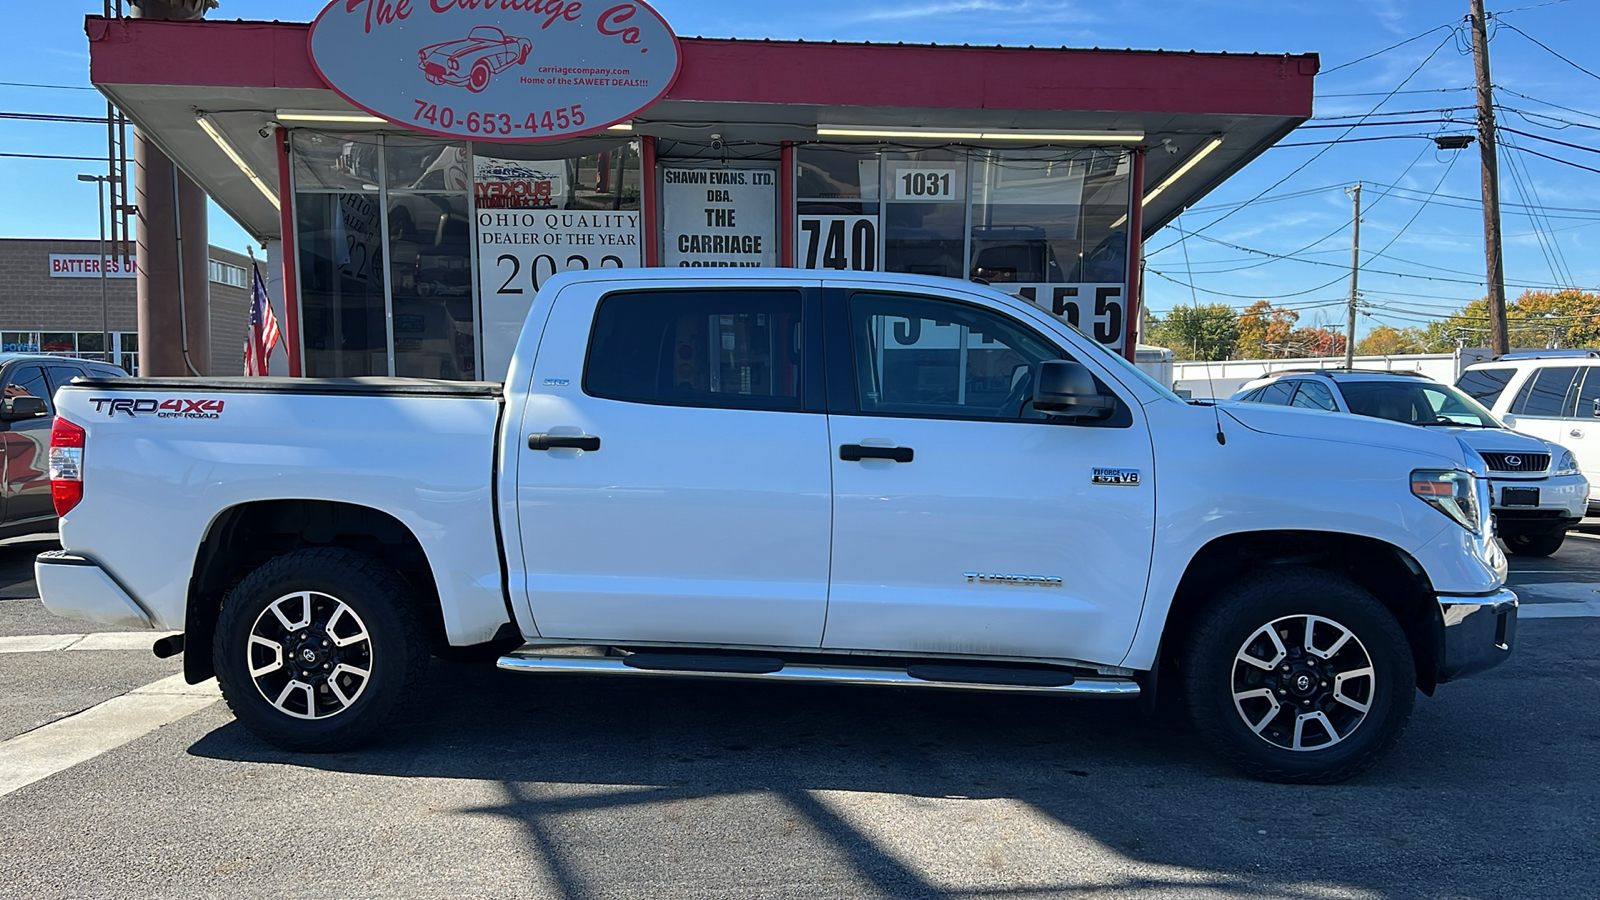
[1436,587,1517,683]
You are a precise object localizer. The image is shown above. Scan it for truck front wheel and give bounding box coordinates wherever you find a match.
[213,548,429,752]
[1182,567,1415,784]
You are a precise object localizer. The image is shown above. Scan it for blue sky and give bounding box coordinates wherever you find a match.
[4,0,1598,340]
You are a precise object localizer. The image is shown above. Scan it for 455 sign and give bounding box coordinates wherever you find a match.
[1005,283,1127,352]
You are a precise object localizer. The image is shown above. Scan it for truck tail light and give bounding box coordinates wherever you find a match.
[49,417,86,517]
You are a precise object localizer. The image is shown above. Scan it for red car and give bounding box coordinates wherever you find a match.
[418,26,532,93]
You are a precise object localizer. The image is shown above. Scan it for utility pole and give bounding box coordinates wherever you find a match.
[1344,182,1361,369]
[1470,0,1509,355]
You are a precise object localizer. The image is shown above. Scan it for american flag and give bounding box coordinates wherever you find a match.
[243,261,281,376]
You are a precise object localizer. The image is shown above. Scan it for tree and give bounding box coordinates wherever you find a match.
[1288,326,1345,358]
[1357,325,1428,356]
[1233,301,1300,358]
[1149,303,1240,361]
[1426,290,1600,352]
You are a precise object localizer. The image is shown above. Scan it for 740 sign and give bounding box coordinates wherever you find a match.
[798,215,877,271]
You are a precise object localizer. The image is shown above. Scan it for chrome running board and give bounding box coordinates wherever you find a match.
[496,652,1139,697]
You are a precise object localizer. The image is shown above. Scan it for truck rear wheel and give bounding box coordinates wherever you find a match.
[213,548,428,752]
[1182,566,1415,784]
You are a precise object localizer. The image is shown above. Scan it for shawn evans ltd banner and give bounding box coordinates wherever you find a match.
[309,0,681,141]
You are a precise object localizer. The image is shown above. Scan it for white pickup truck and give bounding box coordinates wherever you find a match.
[37,270,1516,783]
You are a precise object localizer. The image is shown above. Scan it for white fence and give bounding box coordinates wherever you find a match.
[1170,349,1495,400]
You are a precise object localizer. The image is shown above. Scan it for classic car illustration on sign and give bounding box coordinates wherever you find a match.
[419,27,533,92]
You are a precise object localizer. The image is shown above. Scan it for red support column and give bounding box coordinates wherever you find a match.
[1122,147,1146,363]
[641,135,659,267]
[780,141,795,267]
[275,127,302,376]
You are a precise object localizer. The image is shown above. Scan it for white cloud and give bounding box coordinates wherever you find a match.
[850,0,1094,25]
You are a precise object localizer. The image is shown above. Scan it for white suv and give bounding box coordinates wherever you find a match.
[1233,368,1587,556]
[1458,350,1600,519]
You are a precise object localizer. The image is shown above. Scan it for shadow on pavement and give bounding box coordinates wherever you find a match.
[186,630,1600,900]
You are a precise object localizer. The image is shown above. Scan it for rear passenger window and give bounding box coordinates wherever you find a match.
[1456,367,1515,406]
[1257,381,1296,405]
[584,290,804,411]
[1574,368,1600,419]
[1511,367,1580,417]
[1292,381,1338,411]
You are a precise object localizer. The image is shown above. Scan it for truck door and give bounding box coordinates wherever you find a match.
[820,286,1156,665]
[0,365,56,526]
[514,282,833,647]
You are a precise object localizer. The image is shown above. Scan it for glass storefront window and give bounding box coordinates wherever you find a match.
[388,192,474,379]
[386,137,471,191]
[40,333,75,353]
[296,192,388,377]
[292,132,383,191]
[882,150,967,279]
[2,332,39,353]
[971,150,1130,285]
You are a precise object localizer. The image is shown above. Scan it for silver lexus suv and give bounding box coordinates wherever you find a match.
[1232,368,1587,556]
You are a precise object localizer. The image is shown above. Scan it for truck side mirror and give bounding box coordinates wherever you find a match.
[0,396,48,421]
[1033,360,1115,420]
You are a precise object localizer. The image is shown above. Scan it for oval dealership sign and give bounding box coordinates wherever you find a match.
[308,0,680,141]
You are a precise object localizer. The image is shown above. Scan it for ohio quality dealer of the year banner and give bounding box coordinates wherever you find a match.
[473,154,642,380]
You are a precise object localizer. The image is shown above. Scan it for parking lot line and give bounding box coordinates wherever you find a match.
[0,673,218,799]
[0,632,179,654]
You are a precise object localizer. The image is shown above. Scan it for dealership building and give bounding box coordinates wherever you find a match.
[0,238,251,375]
[86,3,1315,381]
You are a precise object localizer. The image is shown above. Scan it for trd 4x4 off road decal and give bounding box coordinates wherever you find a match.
[88,398,225,420]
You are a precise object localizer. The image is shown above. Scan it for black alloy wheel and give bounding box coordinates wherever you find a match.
[1182,566,1416,784]
[214,548,429,752]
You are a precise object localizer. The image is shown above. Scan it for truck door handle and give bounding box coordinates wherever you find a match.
[1570,429,1584,439]
[840,444,913,463]
[528,433,600,451]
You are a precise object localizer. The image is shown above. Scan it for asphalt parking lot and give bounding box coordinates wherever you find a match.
[2,533,1597,900]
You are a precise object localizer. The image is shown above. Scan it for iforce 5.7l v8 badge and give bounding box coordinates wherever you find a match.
[1092,467,1140,486]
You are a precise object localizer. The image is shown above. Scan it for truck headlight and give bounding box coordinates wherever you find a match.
[1412,469,1481,534]
[1555,449,1580,476]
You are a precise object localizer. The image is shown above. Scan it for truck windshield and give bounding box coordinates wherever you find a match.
[1340,381,1501,428]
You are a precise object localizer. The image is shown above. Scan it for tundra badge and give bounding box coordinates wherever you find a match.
[1092,467,1141,486]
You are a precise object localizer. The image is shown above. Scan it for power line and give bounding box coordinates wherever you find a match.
[0,81,96,91]
[1493,87,1600,122]
[1315,87,1473,99]
[1503,140,1600,175]
[0,112,109,124]
[1498,21,1600,84]
[1320,23,1458,74]
[1494,123,1600,155]
[1149,31,1457,253]
[0,152,107,161]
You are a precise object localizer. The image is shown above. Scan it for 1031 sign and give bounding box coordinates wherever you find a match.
[798,215,877,271]
[1005,282,1126,351]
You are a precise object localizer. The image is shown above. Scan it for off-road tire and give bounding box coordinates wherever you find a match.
[1505,529,1564,557]
[213,548,429,752]
[1182,566,1416,784]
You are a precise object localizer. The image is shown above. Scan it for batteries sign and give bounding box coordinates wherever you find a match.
[1004,282,1127,351]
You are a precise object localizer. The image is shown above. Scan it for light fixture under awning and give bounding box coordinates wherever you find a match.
[817,126,1144,143]
[196,113,279,210]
